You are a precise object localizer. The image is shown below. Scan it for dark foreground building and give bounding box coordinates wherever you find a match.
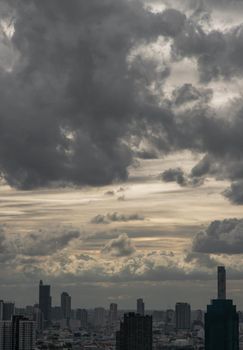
[116,313,152,350]
[205,266,239,350]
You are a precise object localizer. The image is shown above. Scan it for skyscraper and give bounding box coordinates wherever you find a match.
[76,309,88,328]
[137,298,145,316]
[3,303,15,321]
[218,266,226,300]
[38,280,51,327]
[61,292,71,320]
[94,307,106,327]
[175,302,191,330]
[0,301,3,321]
[205,266,239,350]
[109,303,118,324]
[116,312,152,350]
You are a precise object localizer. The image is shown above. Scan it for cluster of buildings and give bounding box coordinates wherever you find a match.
[0,267,242,349]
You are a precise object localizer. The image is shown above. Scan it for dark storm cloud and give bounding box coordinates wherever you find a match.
[91,212,144,224]
[1,0,243,208]
[193,218,243,254]
[224,181,243,204]
[172,19,243,82]
[0,0,186,190]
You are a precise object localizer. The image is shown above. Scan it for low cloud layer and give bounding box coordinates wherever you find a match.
[101,233,136,257]
[91,212,144,224]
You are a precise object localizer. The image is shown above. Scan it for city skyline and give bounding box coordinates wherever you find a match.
[1,0,243,311]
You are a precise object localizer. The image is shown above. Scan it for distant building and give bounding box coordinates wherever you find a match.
[205,266,239,350]
[218,266,226,300]
[175,303,191,330]
[61,292,71,320]
[109,303,118,324]
[94,307,106,327]
[39,280,51,327]
[76,308,88,328]
[51,306,62,320]
[3,302,15,321]
[165,309,175,324]
[137,298,145,316]
[116,312,152,350]
[33,307,44,333]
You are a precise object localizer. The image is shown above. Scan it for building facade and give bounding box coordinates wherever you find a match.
[175,303,191,330]
[116,312,152,350]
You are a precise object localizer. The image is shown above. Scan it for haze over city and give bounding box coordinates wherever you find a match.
[1,0,243,312]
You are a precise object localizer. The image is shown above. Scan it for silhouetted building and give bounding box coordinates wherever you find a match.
[76,308,88,328]
[94,307,106,327]
[205,266,239,350]
[3,303,15,321]
[51,306,62,320]
[33,307,44,333]
[0,301,3,321]
[175,303,191,330]
[109,303,118,324]
[218,266,226,300]
[38,280,51,327]
[61,292,71,320]
[116,312,152,350]
[137,298,145,316]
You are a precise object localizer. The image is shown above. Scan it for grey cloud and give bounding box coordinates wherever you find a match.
[193,218,243,254]
[91,212,144,224]
[224,181,243,205]
[0,0,187,190]
[172,84,213,106]
[0,226,80,258]
[161,167,203,187]
[0,0,243,211]
[101,233,136,257]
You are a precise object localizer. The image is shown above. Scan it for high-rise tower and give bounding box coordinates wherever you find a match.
[205,266,239,350]
[38,280,51,327]
[137,298,145,316]
[218,266,226,300]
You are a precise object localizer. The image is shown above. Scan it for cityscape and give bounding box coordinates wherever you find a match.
[0,266,242,349]
[1,0,243,349]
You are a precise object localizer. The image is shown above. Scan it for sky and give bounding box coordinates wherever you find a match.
[1,0,243,310]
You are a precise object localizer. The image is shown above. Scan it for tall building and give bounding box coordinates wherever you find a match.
[0,316,36,350]
[3,303,15,321]
[137,298,145,316]
[61,292,71,320]
[116,312,152,350]
[0,321,12,350]
[0,301,3,321]
[38,280,51,327]
[76,309,88,328]
[205,266,239,350]
[218,266,226,299]
[109,303,118,324]
[175,303,191,330]
[94,307,106,327]
[33,307,44,333]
